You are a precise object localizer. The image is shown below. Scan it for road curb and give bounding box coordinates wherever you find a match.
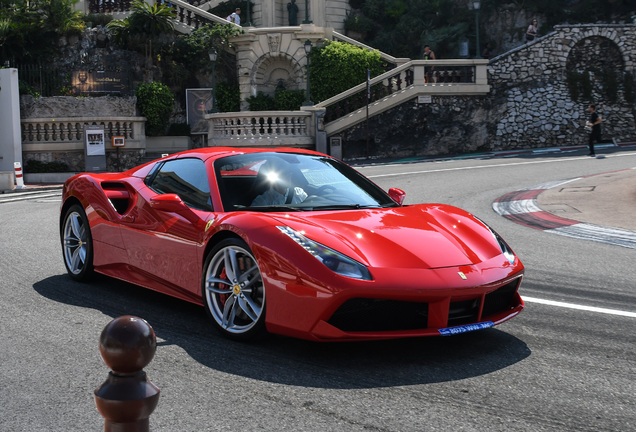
[493,176,636,249]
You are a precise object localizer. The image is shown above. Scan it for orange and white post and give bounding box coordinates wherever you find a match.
[13,162,26,189]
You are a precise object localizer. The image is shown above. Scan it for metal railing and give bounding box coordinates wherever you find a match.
[87,0,132,13]
[15,64,132,96]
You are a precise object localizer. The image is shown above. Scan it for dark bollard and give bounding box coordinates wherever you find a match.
[95,316,160,432]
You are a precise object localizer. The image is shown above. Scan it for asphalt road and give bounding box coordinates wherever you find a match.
[1,147,634,431]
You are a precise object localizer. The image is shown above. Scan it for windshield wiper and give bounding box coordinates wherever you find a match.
[309,204,385,211]
[236,205,302,212]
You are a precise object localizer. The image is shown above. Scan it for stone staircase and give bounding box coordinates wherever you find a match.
[132,1,490,146]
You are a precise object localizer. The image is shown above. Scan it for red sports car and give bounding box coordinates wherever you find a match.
[60,147,524,341]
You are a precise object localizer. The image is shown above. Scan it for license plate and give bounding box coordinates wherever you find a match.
[438,321,494,336]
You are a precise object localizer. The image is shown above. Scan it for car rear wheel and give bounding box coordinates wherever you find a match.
[202,238,265,340]
[61,204,94,281]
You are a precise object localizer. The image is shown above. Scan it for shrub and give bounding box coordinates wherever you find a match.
[84,13,113,28]
[246,91,275,111]
[135,81,175,136]
[309,41,384,103]
[25,159,69,173]
[274,89,305,110]
[216,82,241,112]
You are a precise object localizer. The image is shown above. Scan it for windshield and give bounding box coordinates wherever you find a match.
[214,152,399,212]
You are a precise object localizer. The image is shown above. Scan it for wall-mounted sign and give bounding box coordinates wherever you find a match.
[72,70,128,94]
[112,136,125,147]
[186,88,213,134]
[417,95,433,104]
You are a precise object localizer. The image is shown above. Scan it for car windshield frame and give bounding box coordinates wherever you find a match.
[213,152,399,212]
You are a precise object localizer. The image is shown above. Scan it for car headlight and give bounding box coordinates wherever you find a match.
[492,230,516,264]
[278,227,372,280]
[473,217,517,264]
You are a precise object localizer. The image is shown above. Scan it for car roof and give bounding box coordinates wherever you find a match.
[174,147,324,161]
[126,147,327,178]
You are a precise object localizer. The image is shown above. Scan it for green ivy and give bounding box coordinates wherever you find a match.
[216,82,241,112]
[135,81,175,136]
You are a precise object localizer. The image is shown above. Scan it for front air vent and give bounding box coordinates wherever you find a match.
[101,182,132,215]
[482,279,520,318]
[327,298,429,332]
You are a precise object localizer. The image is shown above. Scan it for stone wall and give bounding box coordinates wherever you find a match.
[488,24,636,150]
[21,95,137,118]
[20,95,145,172]
[340,24,636,159]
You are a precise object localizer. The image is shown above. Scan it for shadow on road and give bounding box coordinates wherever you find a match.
[34,273,531,389]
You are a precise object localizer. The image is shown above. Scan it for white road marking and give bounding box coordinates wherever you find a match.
[523,296,636,318]
[362,152,636,178]
[493,199,542,215]
[0,192,61,203]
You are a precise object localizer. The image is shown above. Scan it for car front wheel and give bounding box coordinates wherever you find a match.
[61,204,94,281]
[202,238,266,340]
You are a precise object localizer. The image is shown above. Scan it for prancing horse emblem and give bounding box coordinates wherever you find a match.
[458,272,467,280]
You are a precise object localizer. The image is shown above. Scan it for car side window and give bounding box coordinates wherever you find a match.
[147,158,212,211]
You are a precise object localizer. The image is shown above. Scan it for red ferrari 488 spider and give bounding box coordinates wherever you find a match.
[60,147,524,341]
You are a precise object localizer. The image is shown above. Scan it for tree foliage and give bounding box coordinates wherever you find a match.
[0,0,84,63]
[347,0,471,58]
[106,0,175,52]
[169,23,241,71]
[348,0,635,58]
[135,81,175,136]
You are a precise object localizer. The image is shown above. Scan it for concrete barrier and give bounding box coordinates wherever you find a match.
[23,172,77,185]
[0,171,14,191]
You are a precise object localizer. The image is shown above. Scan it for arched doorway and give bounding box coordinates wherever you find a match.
[565,36,625,103]
[251,53,305,97]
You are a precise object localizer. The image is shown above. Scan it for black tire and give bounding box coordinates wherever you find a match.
[202,238,266,340]
[61,204,94,281]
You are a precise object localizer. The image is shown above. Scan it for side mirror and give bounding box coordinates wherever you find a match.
[388,188,406,205]
[150,194,200,224]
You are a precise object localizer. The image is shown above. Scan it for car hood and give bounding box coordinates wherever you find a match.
[273,204,504,269]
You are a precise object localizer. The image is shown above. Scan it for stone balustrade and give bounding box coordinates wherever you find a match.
[164,0,234,33]
[21,117,146,153]
[208,111,313,148]
[319,59,490,135]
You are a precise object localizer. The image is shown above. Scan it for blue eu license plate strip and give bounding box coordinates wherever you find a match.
[438,321,494,336]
